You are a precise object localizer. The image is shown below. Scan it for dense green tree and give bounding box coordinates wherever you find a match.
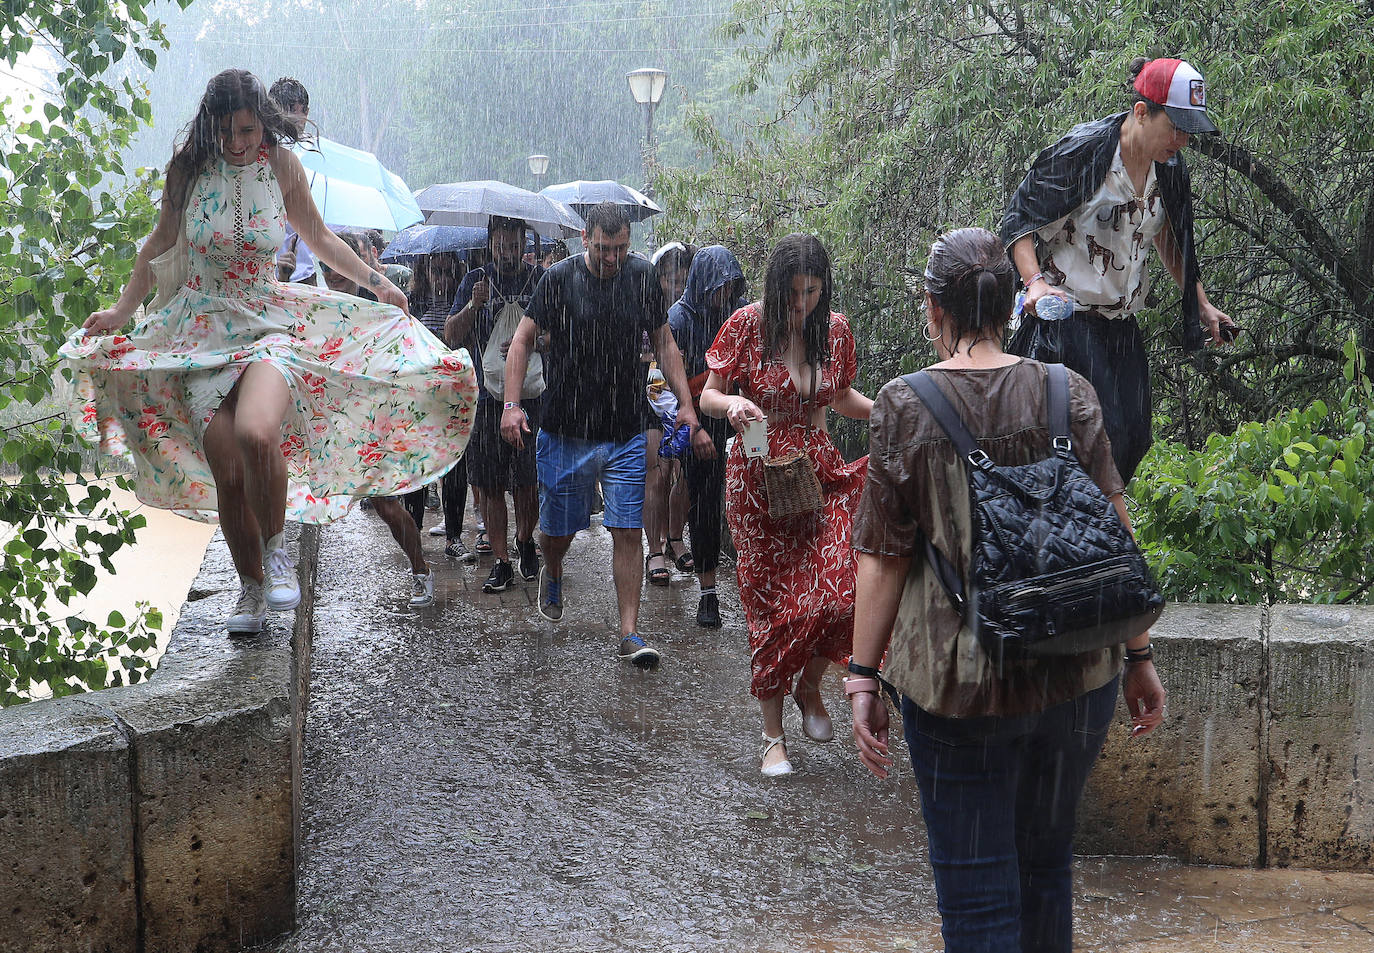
[0,0,181,704]
[657,0,1374,451]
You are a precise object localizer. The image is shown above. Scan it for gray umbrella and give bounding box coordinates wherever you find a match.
[540,180,663,223]
[415,180,584,238]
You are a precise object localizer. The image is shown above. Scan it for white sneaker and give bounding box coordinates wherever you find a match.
[226,578,267,634]
[409,572,435,608]
[263,546,300,610]
[427,521,447,537]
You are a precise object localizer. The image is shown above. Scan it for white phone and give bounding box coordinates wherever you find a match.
[741,416,768,459]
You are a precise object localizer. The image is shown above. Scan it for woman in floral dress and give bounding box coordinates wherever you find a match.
[699,234,872,776]
[62,69,476,634]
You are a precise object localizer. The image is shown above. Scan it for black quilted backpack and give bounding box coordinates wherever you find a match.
[901,363,1163,665]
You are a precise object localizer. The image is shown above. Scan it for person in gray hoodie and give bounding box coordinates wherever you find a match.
[668,245,748,628]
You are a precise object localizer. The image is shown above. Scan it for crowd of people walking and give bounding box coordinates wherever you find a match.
[63,57,1234,952]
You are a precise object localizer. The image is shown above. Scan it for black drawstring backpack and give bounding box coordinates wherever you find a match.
[901,363,1163,665]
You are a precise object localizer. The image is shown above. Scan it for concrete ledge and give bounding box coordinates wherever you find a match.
[1266,605,1374,869]
[1079,602,1374,870]
[0,523,318,953]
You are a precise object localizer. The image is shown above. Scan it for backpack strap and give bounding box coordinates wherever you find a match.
[1045,363,1074,455]
[899,371,977,617]
[899,371,993,471]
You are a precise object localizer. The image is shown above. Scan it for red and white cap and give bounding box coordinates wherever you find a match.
[1133,58,1219,135]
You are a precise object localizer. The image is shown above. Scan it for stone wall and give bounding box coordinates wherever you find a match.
[1079,603,1374,869]
[0,524,318,953]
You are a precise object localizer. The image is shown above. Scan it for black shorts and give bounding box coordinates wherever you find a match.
[467,397,541,490]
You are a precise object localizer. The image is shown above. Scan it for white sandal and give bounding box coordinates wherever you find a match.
[760,732,794,777]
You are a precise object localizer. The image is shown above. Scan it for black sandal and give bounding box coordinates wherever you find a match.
[667,537,694,572]
[645,552,671,586]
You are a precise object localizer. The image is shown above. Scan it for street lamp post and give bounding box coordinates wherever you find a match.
[626,68,667,244]
[527,153,551,193]
[626,68,668,160]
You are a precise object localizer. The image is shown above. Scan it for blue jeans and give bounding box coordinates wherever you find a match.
[901,676,1120,953]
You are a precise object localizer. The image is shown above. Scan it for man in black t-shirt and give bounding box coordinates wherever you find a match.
[500,202,706,669]
[447,216,544,594]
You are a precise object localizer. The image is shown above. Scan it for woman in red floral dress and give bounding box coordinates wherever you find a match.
[700,234,872,776]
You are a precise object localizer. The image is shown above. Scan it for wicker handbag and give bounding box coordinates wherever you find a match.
[761,361,823,519]
[762,450,823,518]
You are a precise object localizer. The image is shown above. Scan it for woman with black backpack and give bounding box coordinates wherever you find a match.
[846,228,1165,953]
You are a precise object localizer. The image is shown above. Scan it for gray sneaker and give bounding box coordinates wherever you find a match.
[538,567,563,622]
[618,633,661,670]
[226,579,266,634]
[445,537,477,564]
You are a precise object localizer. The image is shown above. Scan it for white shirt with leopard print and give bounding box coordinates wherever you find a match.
[1035,144,1167,320]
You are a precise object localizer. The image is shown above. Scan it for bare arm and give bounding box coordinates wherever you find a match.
[830,386,873,420]
[849,551,910,778]
[1010,233,1070,315]
[499,316,539,449]
[1108,489,1166,737]
[700,369,764,432]
[1154,216,1233,346]
[270,146,408,314]
[83,167,187,333]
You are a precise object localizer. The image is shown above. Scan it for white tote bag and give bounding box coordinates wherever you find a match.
[481,299,544,401]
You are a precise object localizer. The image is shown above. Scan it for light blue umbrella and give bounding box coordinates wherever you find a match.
[540,180,662,223]
[416,180,583,238]
[291,136,423,231]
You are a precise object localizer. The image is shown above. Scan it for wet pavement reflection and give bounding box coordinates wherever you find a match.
[274,510,1374,952]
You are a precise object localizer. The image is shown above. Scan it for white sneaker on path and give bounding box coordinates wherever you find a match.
[264,546,300,610]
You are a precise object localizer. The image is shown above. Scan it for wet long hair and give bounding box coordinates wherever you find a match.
[760,233,833,373]
[923,227,1016,353]
[165,69,299,212]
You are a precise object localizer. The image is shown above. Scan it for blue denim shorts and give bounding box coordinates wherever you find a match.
[536,430,647,536]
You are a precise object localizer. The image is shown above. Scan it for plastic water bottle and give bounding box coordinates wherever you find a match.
[1035,294,1075,321]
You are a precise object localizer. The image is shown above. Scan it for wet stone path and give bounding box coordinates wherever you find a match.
[273,509,1374,952]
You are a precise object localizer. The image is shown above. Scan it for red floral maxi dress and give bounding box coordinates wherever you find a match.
[707,304,868,698]
[59,147,477,522]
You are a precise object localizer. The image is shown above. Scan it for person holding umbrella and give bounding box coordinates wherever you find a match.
[447,216,545,593]
[1002,57,1235,484]
[500,202,704,669]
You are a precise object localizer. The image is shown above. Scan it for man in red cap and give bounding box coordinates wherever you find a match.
[1001,56,1235,484]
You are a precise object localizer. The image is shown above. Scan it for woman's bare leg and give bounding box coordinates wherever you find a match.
[759,691,789,771]
[373,496,428,574]
[231,363,291,548]
[203,391,262,581]
[643,430,668,575]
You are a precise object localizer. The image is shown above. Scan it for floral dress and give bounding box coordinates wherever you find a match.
[706,304,868,698]
[59,147,476,523]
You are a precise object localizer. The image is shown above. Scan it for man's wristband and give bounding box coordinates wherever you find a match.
[1124,644,1154,664]
[847,660,880,678]
[503,401,523,412]
[1024,271,1043,288]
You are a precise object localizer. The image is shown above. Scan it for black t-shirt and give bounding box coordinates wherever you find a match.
[451,262,542,401]
[526,254,665,441]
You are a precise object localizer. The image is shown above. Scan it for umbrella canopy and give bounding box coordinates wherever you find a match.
[379,224,489,261]
[416,180,583,238]
[540,179,662,223]
[292,136,423,231]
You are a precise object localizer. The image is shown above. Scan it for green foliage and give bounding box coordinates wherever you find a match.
[0,1,174,705]
[1133,338,1374,604]
[658,0,1374,447]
